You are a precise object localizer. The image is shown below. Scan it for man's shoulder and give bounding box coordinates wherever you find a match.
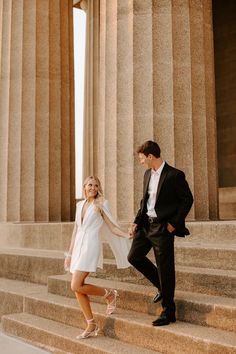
[164,163,185,176]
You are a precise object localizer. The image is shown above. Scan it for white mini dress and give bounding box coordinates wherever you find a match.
[70,199,131,273]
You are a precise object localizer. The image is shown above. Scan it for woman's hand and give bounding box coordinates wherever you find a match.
[128,223,137,238]
[64,253,71,271]
[122,232,133,239]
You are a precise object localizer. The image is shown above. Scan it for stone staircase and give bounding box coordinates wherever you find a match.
[0,221,236,353]
[219,187,236,220]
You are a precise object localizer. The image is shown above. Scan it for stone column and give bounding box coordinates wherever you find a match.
[95,0,135,220]
[84,0,99,181]
[74,0,100,185]
[0,0,75,222]
[82,0,218,221]
[133,0,153,212]
[0,0,12,221]
[152,0,218,220]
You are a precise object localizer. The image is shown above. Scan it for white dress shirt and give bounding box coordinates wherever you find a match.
[146,161,165,217]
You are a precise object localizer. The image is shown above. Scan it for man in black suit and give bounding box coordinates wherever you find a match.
[128,140,193,326]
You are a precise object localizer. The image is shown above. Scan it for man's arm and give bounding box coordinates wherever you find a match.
[168,171,193,229]
[131,170,149,234]
[133,198,144,225]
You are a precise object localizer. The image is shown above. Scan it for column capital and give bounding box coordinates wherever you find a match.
[73,0,88,11]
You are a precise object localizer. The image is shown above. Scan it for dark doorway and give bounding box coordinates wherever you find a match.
[213,0,236,219]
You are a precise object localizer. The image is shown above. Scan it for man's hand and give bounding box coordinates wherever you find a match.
[128,223,137,238]
[167,223,175,233]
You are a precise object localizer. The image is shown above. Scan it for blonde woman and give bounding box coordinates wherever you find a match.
[64,176,131,339]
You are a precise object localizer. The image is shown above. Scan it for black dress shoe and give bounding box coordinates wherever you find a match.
[152,291,163,303]
[152,312,176,326]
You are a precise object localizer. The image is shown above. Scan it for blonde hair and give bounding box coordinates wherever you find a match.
[83,176,104,212]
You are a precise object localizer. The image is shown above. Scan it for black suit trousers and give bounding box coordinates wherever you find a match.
[128,222,176,314]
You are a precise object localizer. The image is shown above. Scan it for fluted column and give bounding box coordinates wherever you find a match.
[94,0,135,220]
[103,0,117,213]
[82,0,99,181]
[133,0,153,212]
[0,0,12,221]
[153,0,218,220]
[116,0,134,221]
[0,0,75,222]
[83,0,218,221]
[21,0,36,221]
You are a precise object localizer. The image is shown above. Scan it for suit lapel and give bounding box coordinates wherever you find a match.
[143,169,151,197]
[155,163,169,202]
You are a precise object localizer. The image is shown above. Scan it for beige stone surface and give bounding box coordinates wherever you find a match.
[3,298,236,354]
[116,0,134,221]
[21,0,36,221]
[7,0,23,221]
[0,219,236,352]
[0,0,11,222]
[80,0,219,221]
[83,0,99,183]
[47,274,236,333]
[0,332,51,354]
[0,0,75,222]
[153,0,175,165]
[133,0,154,213]
[219,187,236,219]
[0,222,73,250]
[1,0,232,222]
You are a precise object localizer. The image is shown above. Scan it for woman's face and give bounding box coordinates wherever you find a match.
[84,178,99,199]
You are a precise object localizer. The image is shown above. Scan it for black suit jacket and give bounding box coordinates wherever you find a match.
[134,163,194,237]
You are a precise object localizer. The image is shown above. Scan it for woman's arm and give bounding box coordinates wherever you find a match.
[101,210,130,238]
[64,223,78,270]
[66,223,78,256]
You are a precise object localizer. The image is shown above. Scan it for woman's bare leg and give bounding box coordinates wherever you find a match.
[72,271,109,318]
[71,271,117,321]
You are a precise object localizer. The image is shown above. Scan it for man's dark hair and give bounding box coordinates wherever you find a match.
[137,140,161,158]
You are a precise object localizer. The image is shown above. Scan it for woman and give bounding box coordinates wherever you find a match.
[64,176,131,339]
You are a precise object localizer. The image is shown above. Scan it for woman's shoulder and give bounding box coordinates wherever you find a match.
[100,199,110,212]
[76,199,85,207]
[102,199,109,207]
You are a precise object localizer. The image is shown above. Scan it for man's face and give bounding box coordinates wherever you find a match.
[138,153,152,168]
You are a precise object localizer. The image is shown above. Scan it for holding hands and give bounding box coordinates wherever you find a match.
[64,252,71,271]
[128,223,137,239]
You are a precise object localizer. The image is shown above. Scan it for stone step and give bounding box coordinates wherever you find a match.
[0,248,65,284]
[2,312,160,354]
[48,274,236,333]
[0,279,236,354]
[120,221,236,244]
[1,221,236,253]
[0,278,45,319]
[104,241,236,271]
[185,220,236,243]
[1,247,236,297]
[5,292,236,354]
[176,264,236,298]
[92,259,236,298]
[219,187,236,220]
[1,276,236,335]
[175,242,236,270]
[0,223,73,251]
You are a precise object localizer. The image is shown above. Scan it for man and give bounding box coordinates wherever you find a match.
[128,140,193,326]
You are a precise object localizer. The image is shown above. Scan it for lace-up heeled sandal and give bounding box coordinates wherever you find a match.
[104,289,119,315]
[76,318,99,339]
